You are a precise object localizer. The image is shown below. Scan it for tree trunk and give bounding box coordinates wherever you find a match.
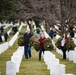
[45,22,50,34]
[27,20,32,32]
[60,0,65,34]
[19,20,21,25]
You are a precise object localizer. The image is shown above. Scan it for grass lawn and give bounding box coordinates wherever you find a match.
[17,47,50,75]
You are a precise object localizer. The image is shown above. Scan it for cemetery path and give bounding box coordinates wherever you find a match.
[17,47,50,75]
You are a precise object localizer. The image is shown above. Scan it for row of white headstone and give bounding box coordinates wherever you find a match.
[0,22,13,28]
[0,24,23,54]
[6,46,24,75]
[4,24,11,29]
[43,51,74,75]
[44,51,65,75]
[9,31,19,46]
[1,22,20,28]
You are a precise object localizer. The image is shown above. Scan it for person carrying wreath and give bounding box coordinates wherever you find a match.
[24,29,33,59]
[61,33,68,60]
[38,32,46,61]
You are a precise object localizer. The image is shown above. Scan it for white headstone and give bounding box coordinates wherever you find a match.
[73,51,76,63]
[11,55,20,73]
[1,36,5,42]
[66,51,69,58]
[6,61,16,75]
[74,47,76,51]
[55,25,59,30]
[47,58,59,70]
[61,74,74,75]
[0,42,9,54]
[50,64,65,75]
[55,35,61,39]
[74,33,76,37]
[69,51,74,61]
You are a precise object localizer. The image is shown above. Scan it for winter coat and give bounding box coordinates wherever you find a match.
[38,37,46,48]
[24,33,33,46]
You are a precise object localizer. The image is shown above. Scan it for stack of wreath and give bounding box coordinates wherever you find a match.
[43,38,54,51]
[18,35,25,46]
[56,37,75,51]
[30,34,40,51]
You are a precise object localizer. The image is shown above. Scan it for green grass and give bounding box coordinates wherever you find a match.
[0,26,26,75]
[51,50,76,75]
[17,47,50,75]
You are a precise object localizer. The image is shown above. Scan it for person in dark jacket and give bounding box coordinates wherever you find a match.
[24,29,33,59]
[4,32,8,42]
[12,26,18,33]
[61,33,68,60]
[38,32,46,60]
[49,29,54,39]
[70,30,75,38]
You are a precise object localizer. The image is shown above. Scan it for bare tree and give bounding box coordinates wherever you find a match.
[1,0,76,33]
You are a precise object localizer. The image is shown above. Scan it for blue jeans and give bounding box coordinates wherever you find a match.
[24,46,31,59]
